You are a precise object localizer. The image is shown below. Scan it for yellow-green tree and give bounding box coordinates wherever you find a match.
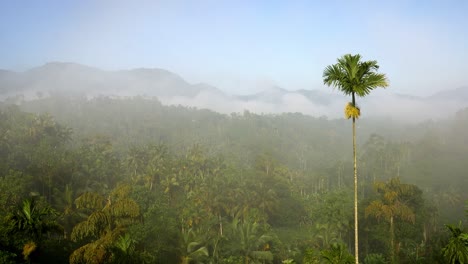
[323,54,389,263]
[365,178,417,263]
[69,185,140,264]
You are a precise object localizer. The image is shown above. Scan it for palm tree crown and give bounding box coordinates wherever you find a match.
[323,54,389,98]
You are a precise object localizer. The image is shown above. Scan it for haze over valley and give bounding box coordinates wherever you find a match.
[2,62,467,122]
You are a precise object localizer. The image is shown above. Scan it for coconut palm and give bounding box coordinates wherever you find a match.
[323,54,389,263]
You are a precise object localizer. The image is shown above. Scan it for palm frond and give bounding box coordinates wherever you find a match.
[250,250,274,262]
[365,200,385,220]
[188,246,209,260]
[111,199,140,218]
[323,54,389,99]
[114,233,135,254]
[75,192,104,210]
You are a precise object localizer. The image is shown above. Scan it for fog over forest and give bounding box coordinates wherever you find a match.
[1,61,468,263]
[1,62,468,122]
[1,1,468,264]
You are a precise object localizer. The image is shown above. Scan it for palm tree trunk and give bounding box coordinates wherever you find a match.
[390,216,395,264]
[352,92,359,264]
[219,214,223,236]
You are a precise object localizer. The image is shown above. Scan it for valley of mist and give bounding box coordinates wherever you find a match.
[2,62,468,122]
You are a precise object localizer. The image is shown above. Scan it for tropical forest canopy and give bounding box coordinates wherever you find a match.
[1,94,468,263]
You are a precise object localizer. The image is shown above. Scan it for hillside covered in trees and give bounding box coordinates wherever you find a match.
[1,95,468,263]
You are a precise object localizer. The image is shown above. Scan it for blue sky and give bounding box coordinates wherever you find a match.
[1,0,467,95]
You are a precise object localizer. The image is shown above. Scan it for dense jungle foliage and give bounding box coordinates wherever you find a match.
[1,95,468,263]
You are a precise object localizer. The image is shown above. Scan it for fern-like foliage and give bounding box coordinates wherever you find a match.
[71,211,109,241]
[111,184,132,200]
[114,233,135,254]
[320,243,354,264]
[69,236,112,264]
[6,198,62,243]
[111,199,140,218]
[442,223,468,264]
[70,184,140,264]
[75,192,104,211]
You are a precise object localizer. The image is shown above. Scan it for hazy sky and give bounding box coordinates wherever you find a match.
[1,0,467,95]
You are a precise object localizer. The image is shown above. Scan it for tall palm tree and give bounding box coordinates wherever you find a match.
[323,54,389,263]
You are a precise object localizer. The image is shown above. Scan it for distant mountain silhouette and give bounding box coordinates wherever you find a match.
[0,62,221,98]
[427,86,468,101]
[236,86,289,104]
[0,69,13,76]
[0,62,467,120]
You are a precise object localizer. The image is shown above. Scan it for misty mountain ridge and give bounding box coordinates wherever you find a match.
[428,86,468,101]
[1,62,467,121]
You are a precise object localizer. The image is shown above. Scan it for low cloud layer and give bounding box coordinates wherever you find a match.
[1,62,467,123]
[160,89,468,122]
